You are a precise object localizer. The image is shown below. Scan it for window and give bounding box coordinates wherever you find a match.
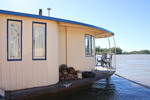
[85,35,91,56]
[91,36,95,56]
[7,19,22,61]
[85,34,95,56]
[32,22,46,60]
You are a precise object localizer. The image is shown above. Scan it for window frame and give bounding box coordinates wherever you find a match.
[85,34,95,57]
[85,34,91,56]
[91,36,95,56]
[7,19,22,61]
[32,21,47,60]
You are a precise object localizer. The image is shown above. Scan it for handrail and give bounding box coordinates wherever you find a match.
[96,35,116,73]
[113,36,116,70]
[106,33,111,74]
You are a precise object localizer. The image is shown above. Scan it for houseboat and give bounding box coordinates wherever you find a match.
[0,9,116,99]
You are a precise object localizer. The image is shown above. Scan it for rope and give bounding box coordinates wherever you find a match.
[115,74,150,89]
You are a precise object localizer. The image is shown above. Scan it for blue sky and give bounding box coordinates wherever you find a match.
[1,0,150,51]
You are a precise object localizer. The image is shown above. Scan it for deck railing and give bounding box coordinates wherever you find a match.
[95,53,116,72]
[95,35,116,73]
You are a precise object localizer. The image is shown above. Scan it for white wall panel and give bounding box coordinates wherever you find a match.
[0,14,59,90]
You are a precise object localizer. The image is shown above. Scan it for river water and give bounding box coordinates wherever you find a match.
[116,54,150,86]
[24,54,150,100]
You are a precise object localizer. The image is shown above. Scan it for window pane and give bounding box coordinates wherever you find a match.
[91,36,95,56]
[33,23,46,59]
[85,35,91,56]
[8,20,21,60]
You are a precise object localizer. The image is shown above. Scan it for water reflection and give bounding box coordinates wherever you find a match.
[92,78,116,100]
[23,78,116,100]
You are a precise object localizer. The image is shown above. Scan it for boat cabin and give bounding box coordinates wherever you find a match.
[0,9,115,97]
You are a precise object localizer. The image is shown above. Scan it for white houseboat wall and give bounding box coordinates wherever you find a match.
[0,9,115,97]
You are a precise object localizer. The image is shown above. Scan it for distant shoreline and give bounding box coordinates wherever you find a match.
[96,46,150,55]
[96,54,150,55]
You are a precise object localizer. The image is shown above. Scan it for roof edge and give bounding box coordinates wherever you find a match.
[0,9,114,35]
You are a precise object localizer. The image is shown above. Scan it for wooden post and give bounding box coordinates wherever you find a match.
[106,76,111,84]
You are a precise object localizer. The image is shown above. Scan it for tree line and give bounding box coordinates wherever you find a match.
[95,46,150,55]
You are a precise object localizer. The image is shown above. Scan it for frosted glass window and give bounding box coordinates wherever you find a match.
[85,34,95,56]
[85,35,91,56]
[7,20,22,60]
[33,22,46,60]
[91,36,95,56]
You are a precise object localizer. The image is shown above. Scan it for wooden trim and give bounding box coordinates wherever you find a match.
[66,26,68,65]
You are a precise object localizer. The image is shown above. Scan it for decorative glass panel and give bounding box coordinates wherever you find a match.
[91,36,95,56]
[33,22,46,60]
[85,35,91,56]
[85,34,95,56]
[8,20,22,60]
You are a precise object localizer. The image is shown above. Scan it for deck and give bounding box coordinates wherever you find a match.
[5,70,115,100]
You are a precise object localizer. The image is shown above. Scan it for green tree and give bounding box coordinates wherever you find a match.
[95,46,100,52]
[95,46,123,55]
[140,50,150,54]
[122,50,150,54]
[111,47,123,54]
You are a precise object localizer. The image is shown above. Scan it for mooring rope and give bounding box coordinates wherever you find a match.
[115,73,150,89]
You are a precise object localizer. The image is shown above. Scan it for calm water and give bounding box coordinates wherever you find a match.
[25,76,150,100]
[116,54,150,86]
[24,55,150,100]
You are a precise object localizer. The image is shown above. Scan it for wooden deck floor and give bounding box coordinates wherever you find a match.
[5,71,115,100]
